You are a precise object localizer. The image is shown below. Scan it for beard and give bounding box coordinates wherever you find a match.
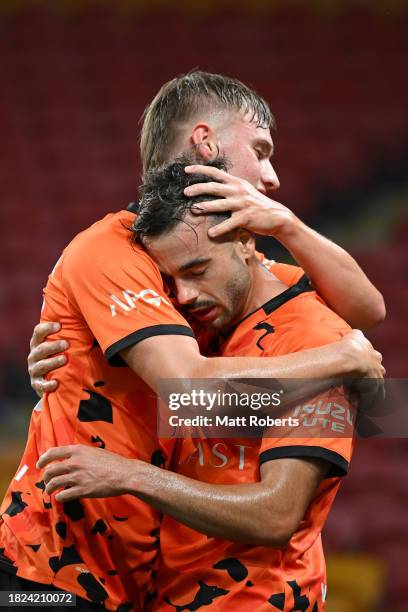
[215,251,251,333]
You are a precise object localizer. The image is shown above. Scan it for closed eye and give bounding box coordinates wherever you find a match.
[190,268,207,277]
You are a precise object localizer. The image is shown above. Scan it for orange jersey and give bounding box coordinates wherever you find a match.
[263,259,306,287]
[0,208,193,611]
[156,275,354,611]
[192,259,304,354]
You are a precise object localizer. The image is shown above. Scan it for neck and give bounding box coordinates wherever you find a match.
[238,260,289,321]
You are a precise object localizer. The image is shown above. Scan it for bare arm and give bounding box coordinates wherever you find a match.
[273,221,385,330]
[185,164,386,330]
[120,331,383,395]
[28,322,384,397]
[38,444,327,547]
[123,453,327,546]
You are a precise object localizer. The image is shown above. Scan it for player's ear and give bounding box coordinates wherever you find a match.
[189,123,219,161]
[236,229,256,260]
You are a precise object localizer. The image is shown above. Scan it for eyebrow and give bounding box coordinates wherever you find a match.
[179,257,211,272]
[254,138,274,158]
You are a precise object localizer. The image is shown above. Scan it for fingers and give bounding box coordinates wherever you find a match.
[29,353,67,379]
[33,378,59,397]
[45,475,75,496]
[28,340,68,397]
[30,322,61,350]
[185,182,233,199]
[185,165,232,181]
[55,487,82,503]
[36,446,74,469]
[208,215,244,237]
[190,198,244,216]
[29,340,69,364]
[43,461,71,485]
[375,350,385,377]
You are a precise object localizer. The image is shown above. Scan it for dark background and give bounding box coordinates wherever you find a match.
[0,1,407,609]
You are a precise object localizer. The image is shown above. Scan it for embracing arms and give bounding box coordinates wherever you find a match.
[28,323,383,395]
[38,443,327,548]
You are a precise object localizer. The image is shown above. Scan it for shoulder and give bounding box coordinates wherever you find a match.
[277,292,351,350]
[264,261,305,287]
[61,211,160,280]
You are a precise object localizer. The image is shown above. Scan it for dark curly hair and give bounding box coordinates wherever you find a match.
[132,155,231,243]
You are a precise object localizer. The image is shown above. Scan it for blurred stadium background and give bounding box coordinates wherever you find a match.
[0,1,407,610]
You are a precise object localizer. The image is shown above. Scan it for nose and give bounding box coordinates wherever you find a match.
[262,160,280,193]
[175,279,199,306]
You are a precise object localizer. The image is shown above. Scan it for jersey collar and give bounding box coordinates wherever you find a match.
[229,274,312,332]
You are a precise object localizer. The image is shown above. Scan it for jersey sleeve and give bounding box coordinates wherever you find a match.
[62,230,194,366]
[259,316,354,477]
[259,384,356,478]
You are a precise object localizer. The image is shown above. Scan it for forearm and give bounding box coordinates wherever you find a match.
[123,460,286,546]
[276,220,385,329]
[40,446,328,546]
[190,342,355,381]
[128,334,360,394]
